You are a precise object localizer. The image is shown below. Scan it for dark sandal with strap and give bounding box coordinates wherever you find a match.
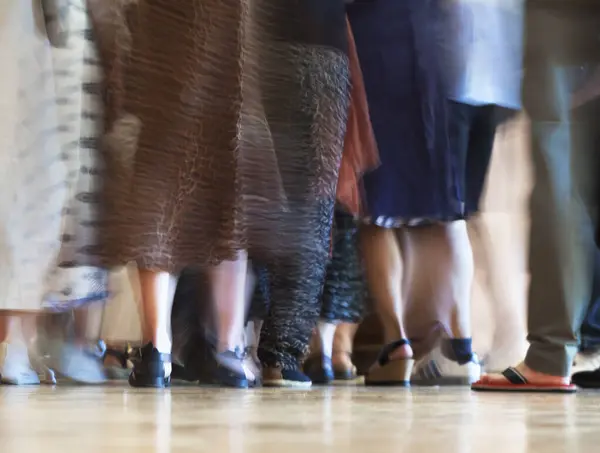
[104,344,133,369]
[303,355,334,384]
[331,350,358,381]
[365,339,414,387]
[103,345,134,380]
[129,343,171,389]
[471,366,577,393]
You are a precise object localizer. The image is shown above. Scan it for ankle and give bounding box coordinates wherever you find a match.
[147,338,171,355]
[517,363,570,383]
[443,338,474,365]
[332,351,354,370]
[387,343,413,360]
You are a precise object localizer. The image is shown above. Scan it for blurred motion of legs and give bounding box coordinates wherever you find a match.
[473,2,600,392]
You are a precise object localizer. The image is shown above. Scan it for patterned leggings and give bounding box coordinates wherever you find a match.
[250,206,366,369]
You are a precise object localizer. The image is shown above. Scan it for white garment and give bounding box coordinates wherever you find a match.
[0,1,66,310]
[42,0,108,310]
[443,0,525,109]
[0,1,106,311]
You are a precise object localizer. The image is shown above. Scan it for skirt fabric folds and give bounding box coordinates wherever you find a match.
[43,0,109,310]
[87,0,350,273]
[347,0,462,226]
[248,19,369,364]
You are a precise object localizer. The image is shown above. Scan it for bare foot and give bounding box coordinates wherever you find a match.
[332,351,355,372]
[478,362,570,386]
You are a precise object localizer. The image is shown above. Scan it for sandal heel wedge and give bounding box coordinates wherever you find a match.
[365,339,414,387]
[365,358,414,386]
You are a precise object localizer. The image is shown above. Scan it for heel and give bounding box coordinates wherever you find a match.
[365,339,414,387]
[303,355,334,385]
[212,349,250,389]
[128,343,171,389]
[129,373,170,389]
[365,358,414,386]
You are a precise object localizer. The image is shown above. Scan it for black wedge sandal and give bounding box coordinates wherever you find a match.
[365,339,414,386]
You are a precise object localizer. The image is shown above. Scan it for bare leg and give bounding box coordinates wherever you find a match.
[303,321,337,384]
[2,314,37,345]
[206,251,252,387]
[360,225,414,385]
[0,313,51,385]
[447,222,474,338]
[332,322,358,372]
[403,222,473,345]
[208,251,248,352]
[360,225,412,359]
[139,270,178,355]
[404,222,481,385]
[133,269,178,386]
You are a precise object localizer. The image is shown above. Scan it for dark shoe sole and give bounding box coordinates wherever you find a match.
[128,372,171,389]
[333,370,358,381]
[213,366,249,389]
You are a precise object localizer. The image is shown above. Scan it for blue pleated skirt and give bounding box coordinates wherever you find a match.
[347,0,463,226]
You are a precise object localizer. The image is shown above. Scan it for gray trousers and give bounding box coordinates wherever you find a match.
[524,4,600,376]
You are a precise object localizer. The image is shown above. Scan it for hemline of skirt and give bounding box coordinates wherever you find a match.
[362,214,467,228]
[42,292,109,312]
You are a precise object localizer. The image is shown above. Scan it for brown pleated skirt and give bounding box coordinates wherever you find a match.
[87,0,350,273]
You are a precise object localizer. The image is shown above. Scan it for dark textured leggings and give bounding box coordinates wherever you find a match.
[250,206,366,369]
[320,208,366,323]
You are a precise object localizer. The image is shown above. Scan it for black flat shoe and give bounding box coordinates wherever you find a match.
[128,343,171,388]
[262,367,312,388]
[572,367,600,388]
[303,355,334,385]
[213,349,250,389]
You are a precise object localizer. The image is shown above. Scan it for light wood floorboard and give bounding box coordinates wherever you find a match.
[1,384,599,453]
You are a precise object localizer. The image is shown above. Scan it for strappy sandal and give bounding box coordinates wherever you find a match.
[303,354,334,384]
[471,367,577,393]
[243,346,262,387]
[332,350,358,381]
[365,339,414,386]
[102,344,135,380]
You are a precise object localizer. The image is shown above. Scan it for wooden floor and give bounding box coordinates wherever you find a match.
[1,384,599,453]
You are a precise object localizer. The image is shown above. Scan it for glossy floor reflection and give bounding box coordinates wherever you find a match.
[0,385,599,453]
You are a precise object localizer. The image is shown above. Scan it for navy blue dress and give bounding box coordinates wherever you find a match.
[347,0,462,226]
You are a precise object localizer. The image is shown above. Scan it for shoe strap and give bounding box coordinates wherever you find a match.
[501,367,528,385]
[216,349,245,362]
[140,343,172,363]
[332,349,353,357]
[378,339,411,367]
[157,352,172,363]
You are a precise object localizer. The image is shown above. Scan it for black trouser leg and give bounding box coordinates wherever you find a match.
[258,200,334,370]
[523,4,600,374]
[320,208,366,324]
